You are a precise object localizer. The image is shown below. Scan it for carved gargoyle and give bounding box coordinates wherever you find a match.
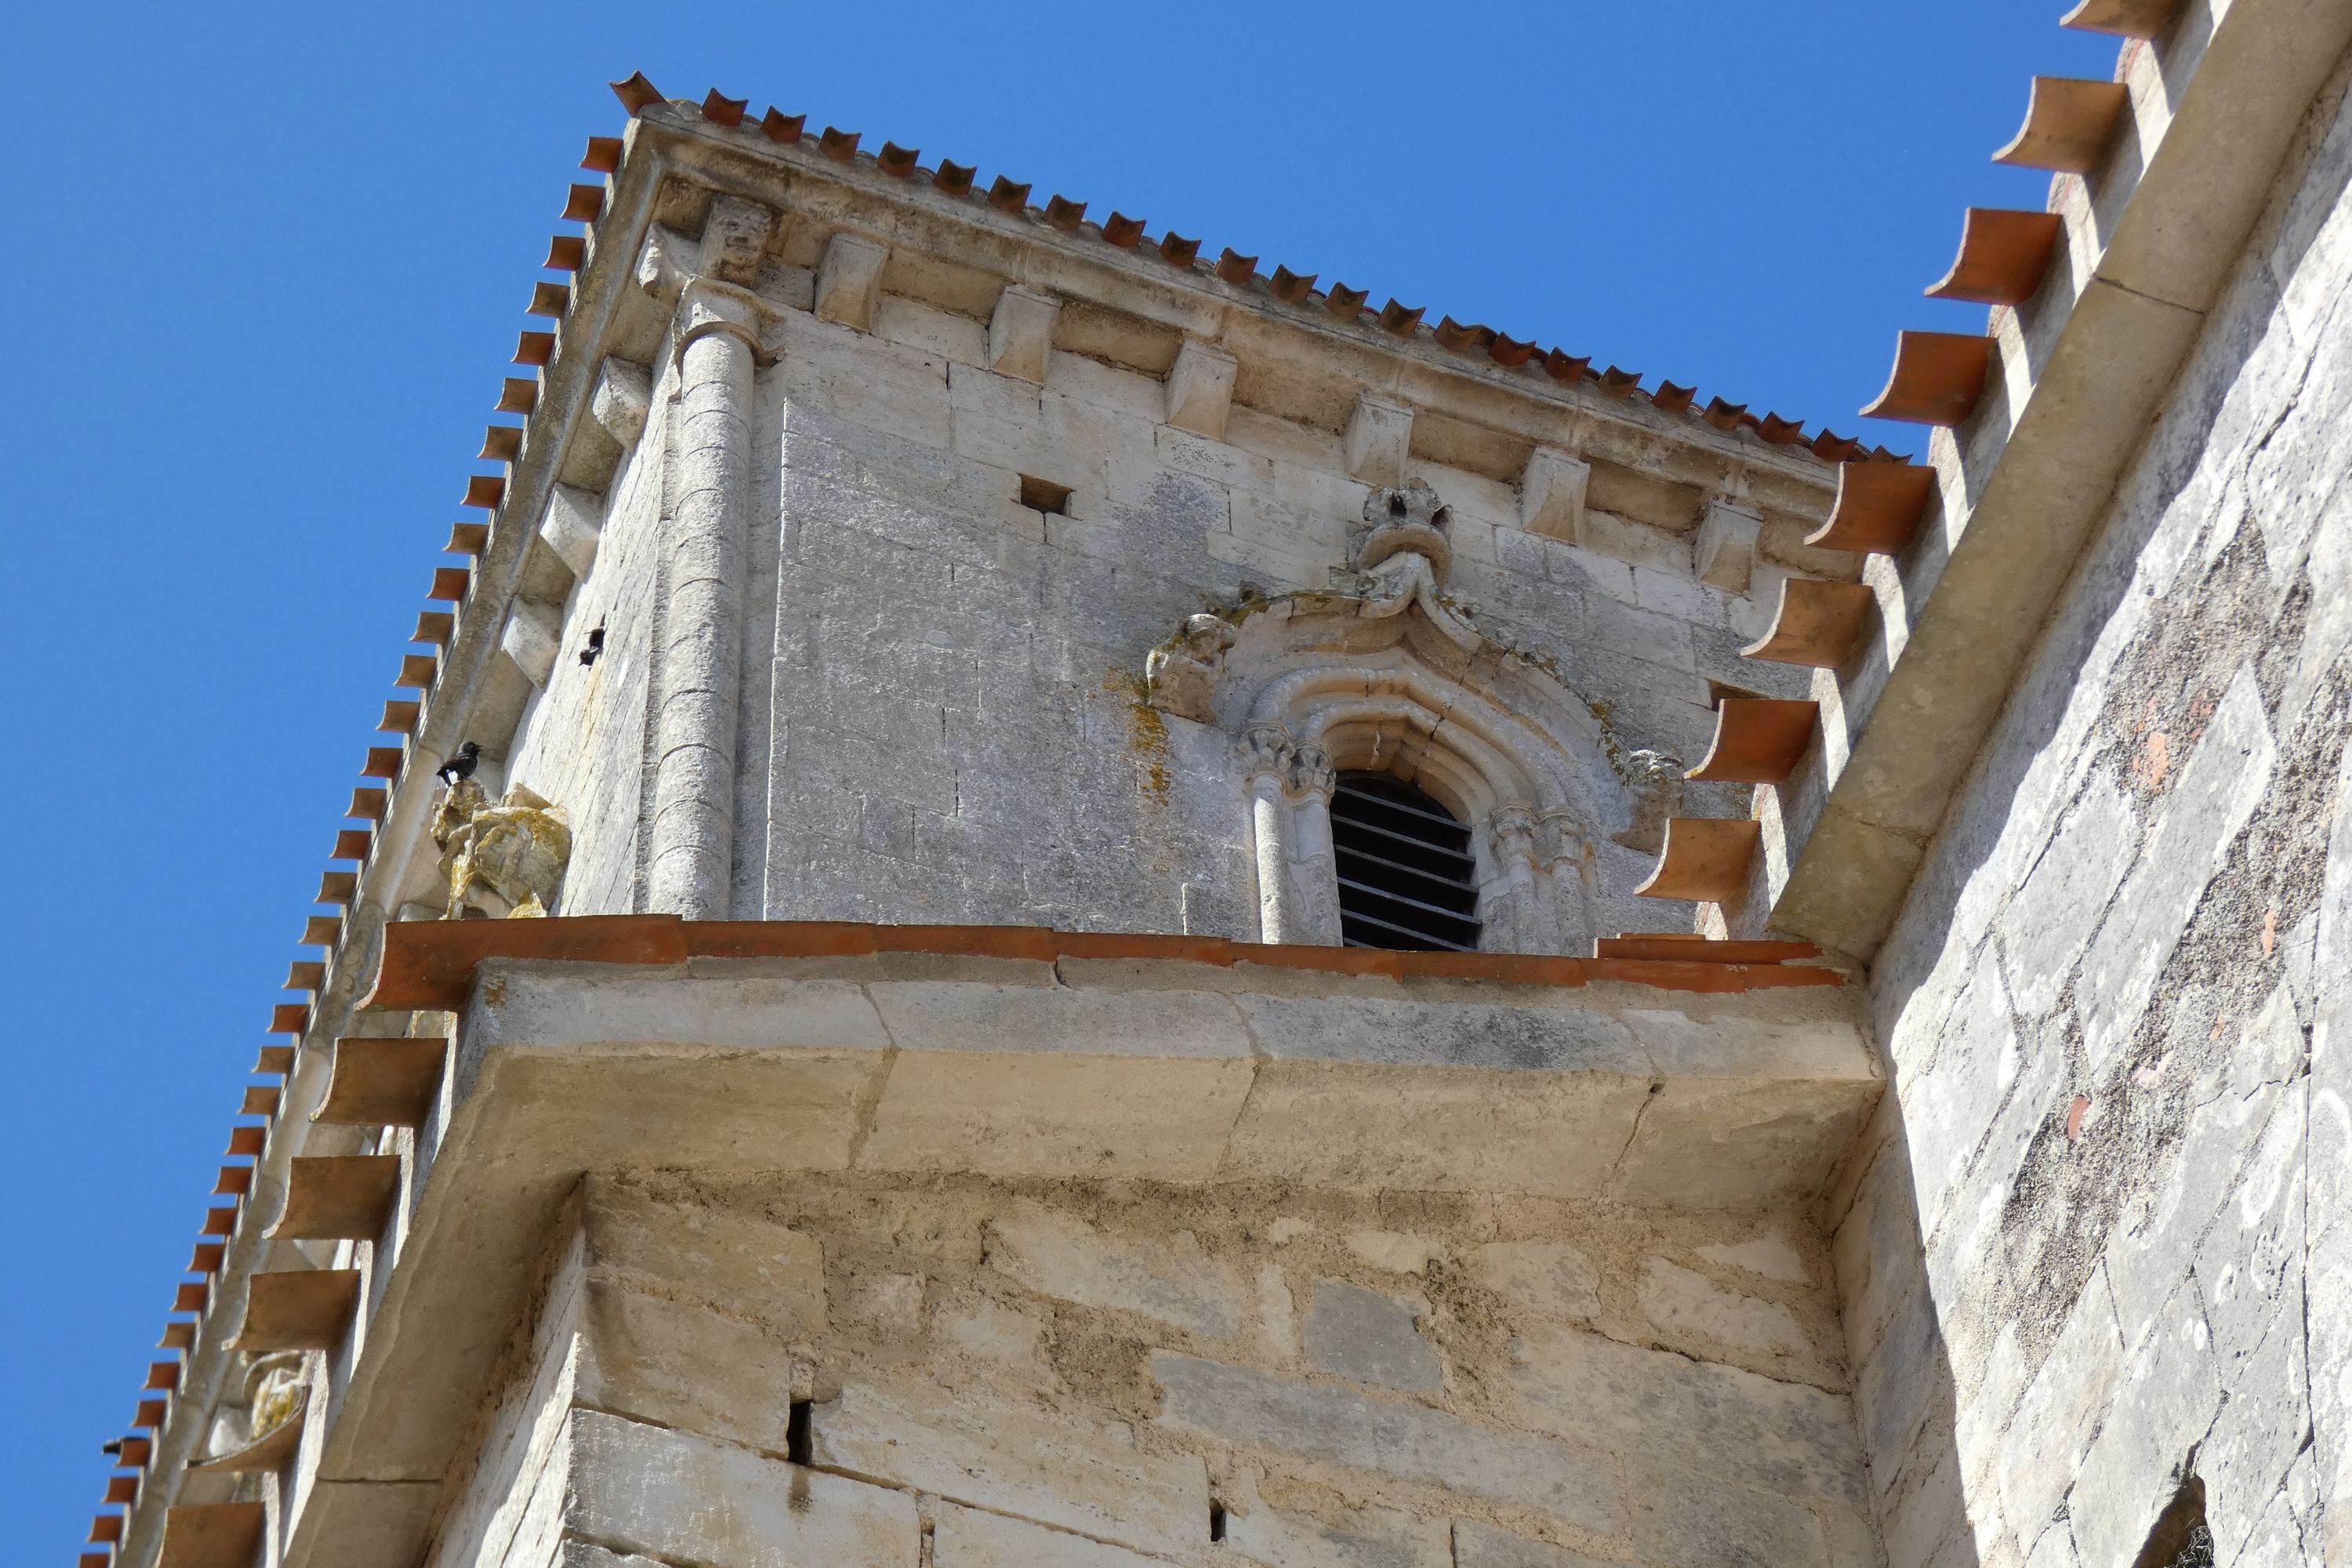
[431,777,573,919]
[1145,612,1238,722]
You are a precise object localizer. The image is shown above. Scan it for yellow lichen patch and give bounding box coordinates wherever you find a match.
[1104,668,1173,806]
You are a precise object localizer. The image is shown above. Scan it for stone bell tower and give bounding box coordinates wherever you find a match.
[96,67,1918,1568]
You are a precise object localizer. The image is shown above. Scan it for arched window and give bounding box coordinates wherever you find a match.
[1330,772,1482,951]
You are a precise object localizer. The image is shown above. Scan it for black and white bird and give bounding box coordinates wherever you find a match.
[437,741,481,786]
[579,626,605,667]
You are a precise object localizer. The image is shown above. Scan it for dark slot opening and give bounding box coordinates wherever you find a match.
[2130,1475,2209,1568]
[1019,474,1073,514]
[1209,1500,1227,1542]
[786,1399,814,1465]
[1330,771,1483,952]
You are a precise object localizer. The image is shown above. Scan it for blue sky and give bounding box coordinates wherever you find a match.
[1,2,2115,1555]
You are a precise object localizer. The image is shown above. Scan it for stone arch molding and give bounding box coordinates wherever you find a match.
[1148,479,1648,953]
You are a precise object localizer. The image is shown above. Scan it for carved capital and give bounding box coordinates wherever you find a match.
[1240,722,1296,785]
[1145,613,1236,724]
[1288,743,1336,799]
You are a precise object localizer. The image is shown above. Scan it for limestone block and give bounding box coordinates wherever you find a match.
[1230,992,1648,1074]
[2063,1294,2223,1568]
[1345,1230,1443,1276]
[1626,1466,1830,1568]
[1302,1279,1442,1393]
[1223,1497,1451,1568]
[1610,1077,1871,1207]
[1634,1258,1812,1365]
[1468,1243,1602,1324]
[590,358,652,448]
[2078,665,2275,1076]
[1695,1234,1809,1284]
[1345,394,1414,487]
[811,1383,1210,1554]
[1898,947,2018,1238]
[581,1185,826,1333]
[2106,1080,2286,1349]
[1691,499,1762,593]
[988,285,1061,384]
[562,1544,666,1568]
[2021,1519,2082,1568]
[501,600,563,689]
[566,1409,919,1568]
[1224,1062,1650,1198]
[1450,1519,1616,1568]
[1164,339,1237,438]
[931,1501,1169,1568]
[2196,1086,2307,1376]
[2198,1294,2309,1562]
[985,1200,1248,1338]
[814,231,890,332]
[1503,1323,1867,1510]
[1998,771,2136,1018]
[1151,1352,1623,1535]
[1518,447,1590,544]
[576,1280,806,1454]
[1996,1269,2125,1542]
[539,484,604,580]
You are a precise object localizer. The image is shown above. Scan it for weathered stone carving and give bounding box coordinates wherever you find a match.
[1354,481,1476,648]
[246,1352,304,1440]
[1146,614,1237,722]
[431,777,573,920]
[1611,749,1686,854]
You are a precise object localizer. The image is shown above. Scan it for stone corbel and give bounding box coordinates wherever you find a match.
[814,232,890,332]
[1165,339,1237,438]
[1354,480,1476,649]
[1520,445,1592,544]
[500,599,564,688]
[987,285,1059,383]
[539,485,604,579]
[1693,494,1763,593]
[1345,393,1414,486]
[590,358,652,447]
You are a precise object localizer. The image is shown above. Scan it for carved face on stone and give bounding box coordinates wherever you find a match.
[1356,479,1454,582]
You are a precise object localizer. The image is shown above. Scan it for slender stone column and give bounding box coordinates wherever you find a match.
[1289,746,1343,946]
[648,284,761,918]
[1242,724,1301,943]
[1487,807,1544,954]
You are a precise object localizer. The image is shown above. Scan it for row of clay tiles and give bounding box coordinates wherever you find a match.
[1621,0,2171,913]
[80,923,1839,1566]
[601,71,1886,463]
[78,1,2161,1551]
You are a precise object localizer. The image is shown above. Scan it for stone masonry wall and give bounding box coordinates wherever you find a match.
[1838,51,2352,1568]
[498,231,1851,936]
[428,1174,1875,1568]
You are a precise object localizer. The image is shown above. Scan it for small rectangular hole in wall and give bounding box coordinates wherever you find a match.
[786,1399,813,1465]
[1019,474,1073,515]
[1208,1501,1226,1542]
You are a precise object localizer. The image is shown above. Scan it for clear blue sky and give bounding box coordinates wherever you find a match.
[2,2,2114,1555]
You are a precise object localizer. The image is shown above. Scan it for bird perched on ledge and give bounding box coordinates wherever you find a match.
[436,741,481,786]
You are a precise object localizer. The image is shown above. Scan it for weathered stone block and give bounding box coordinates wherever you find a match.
[1152,1352,1623,1535]
[1467,1242,1602,1325]
[2063,1293,2222,1568]
[1996,1269,2125,1542]
[1997,771,2136,1018]
[1302,1279,1442,1393]
[1504,1323,1867,1510]
[2078,665,2276,1076]
[1449,1519,1616,1568]
[582,1184,826,1332]
[565,1409,919,1568]
[1633,1258,1817,1377]
[576,1280,804,1455]
[811,1383,1210,1554]
[539,484,605,579]
[502,600,563,689]
[985,1200,1248,1338]
[1225,1497,1449,1568]
[931,1501,1169,1568]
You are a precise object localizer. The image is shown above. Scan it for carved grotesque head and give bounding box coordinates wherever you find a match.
[1356,477,1454,583]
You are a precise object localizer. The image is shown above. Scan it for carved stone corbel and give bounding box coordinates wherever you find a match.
[1145,614,1237,722]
